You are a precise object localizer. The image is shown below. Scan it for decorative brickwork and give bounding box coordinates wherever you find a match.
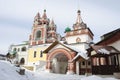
[29,10,60,46]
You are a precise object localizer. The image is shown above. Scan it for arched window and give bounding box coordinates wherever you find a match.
[21,47,26,52]
[13,48,17,54]
[36,30,41,40]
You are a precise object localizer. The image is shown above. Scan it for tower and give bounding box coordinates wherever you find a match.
[73,10,87,30]
[65,10,94,50]
[29,10,60,46]
[46,19,57,43]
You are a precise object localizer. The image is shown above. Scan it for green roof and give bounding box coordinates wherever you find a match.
[65,27,71,33]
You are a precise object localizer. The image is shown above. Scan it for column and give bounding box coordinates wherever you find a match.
[76,61,79,75]
[116,54,120,70]
[46,60,52,73]
[66,60,75,75]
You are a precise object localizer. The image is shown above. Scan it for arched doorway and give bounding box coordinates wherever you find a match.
[51,53,68,74]
[20,58,25,65]
[46,48,75,74]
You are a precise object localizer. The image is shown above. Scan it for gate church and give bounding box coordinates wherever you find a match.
[10,10,94,75]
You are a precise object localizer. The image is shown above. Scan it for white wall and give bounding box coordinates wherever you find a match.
[108,40,120,66]
[71,43,89,51]
[108,40,120,51]
[66,34,92,44]
[10,44,28,65]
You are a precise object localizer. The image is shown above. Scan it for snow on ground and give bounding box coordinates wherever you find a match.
[0,60,27,80]
[0,60,118,80]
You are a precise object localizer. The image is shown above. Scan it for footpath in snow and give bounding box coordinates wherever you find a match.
[0,60,118,80]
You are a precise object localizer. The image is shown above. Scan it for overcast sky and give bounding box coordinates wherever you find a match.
[0,0,120,54]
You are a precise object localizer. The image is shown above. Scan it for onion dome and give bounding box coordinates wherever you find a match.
[65,27,71,33]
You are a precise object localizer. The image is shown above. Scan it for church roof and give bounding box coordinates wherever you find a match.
[42,9,47,19]
[76,10,83,24]
[65,27,71,33]
[49,19,56,27]
[102,28,120,39]
[96,28,120,45]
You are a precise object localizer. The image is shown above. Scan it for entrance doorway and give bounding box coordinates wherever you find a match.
[20,58,25,65]
[51,53,68,74]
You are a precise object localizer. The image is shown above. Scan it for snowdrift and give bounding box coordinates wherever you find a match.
[0,60,118,80]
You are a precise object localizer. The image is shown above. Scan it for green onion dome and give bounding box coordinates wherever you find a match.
[65,27,71,33]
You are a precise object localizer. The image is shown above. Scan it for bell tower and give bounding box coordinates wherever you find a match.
[29,10,60,46]
[46,19,57,43]
[65,10,94,45]
[73,10,87,30]
[29,10,49,45]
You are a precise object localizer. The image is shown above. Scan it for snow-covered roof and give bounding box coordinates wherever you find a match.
[98,48,110,54]
[89,45,120,56]
[63,44,89,60]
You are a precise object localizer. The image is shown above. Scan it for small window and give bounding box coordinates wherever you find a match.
[88,61,91,65]
[34,51,37,58]
[13,48,17,51]
[82,61,85,65]
[40,50,43,57]
[21,47,26,52]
